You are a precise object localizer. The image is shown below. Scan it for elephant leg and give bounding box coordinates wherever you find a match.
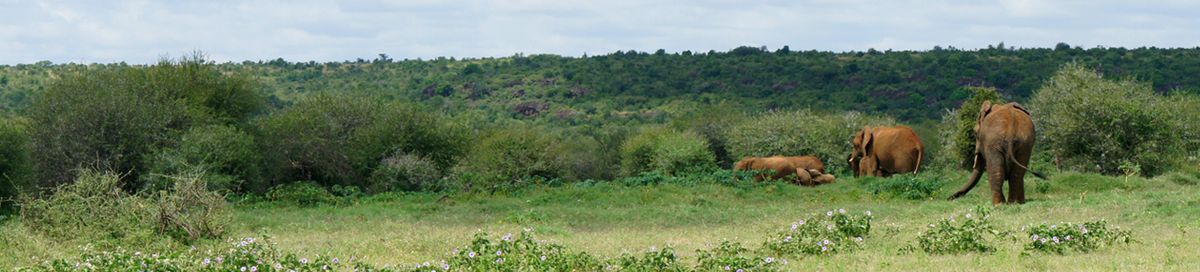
[1008,147,1033,204]
[985,152,1007,205]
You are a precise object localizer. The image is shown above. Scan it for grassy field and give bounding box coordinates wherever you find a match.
[3,170,1198,270]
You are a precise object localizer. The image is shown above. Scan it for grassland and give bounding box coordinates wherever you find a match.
[3,170,1198,270]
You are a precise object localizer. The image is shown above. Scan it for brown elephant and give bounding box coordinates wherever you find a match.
[848,126,925,177]
[797,168,836,185]
[734,156,826,184]
[949,101,1048,204]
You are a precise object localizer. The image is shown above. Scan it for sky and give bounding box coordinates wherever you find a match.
[1,0,1198,64]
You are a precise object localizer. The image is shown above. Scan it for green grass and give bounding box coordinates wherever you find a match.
[3,171,1199,270]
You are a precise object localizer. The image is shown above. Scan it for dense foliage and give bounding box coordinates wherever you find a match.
[1031,63,1184,175]
[0,117,32,213]
[726,110,892,175]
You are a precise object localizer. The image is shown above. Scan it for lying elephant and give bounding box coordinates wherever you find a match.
[734,156,828,185]
[796,168,836,186]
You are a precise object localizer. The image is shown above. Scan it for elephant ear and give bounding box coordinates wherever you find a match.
[1010,102,1032,116]
[862,127,874,154]
[977,100,993,125]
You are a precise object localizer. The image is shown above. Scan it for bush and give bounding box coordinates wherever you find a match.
[154,171,230,243]
[726,110,893,175]
[612,247,688,272]
[905,207,1003,254]
[620,127,715,176]
[937,87,1003,170]
[20,171,157,245]
[860,175,945,200]
[28,55,263,189]
[22,237,362,271]
[367,153,442,193]
[761,208,873,255]
[442,231,603,271]
[0,117,32,213]
[694,241,783,272]
[20,169,230,245]
[1022,220,1133,254]
[551,135,614,181]
[265,181,336,207]
[1030,63,1181,176]
[450,127,566,192]
[257,92,464,190]
[143,125,262,194]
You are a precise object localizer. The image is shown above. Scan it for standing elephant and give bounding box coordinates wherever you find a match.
[734,156,826,185]
[949,101,1047,204]
[848,126,925,177]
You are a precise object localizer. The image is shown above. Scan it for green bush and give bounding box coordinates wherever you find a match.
[905,207,1003,254]
[265,181,336,207]
[27,55,263,189]
[860,175,946,200]
[694,241,783,272]
[937,87,1003,170]
[442,232,604,271]
[0,117,32,213]
[761,208,873,255]
[143,125,262,194]
[620,127,715,176]
[1030,63,1181,176]
[153,171,230,243]
[367,153,442,193]
[726,110,893,175]
[1022,220,1133,254]
[20,171,157,245]
[550,135,614,182]
[257,92,464,190]
[450,127,566,192]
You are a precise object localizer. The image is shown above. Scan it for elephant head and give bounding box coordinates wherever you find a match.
[849,127,875,177]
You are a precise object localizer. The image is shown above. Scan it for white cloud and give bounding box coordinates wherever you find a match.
[0,0,1197,64]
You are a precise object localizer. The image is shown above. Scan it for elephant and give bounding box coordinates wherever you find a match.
[848,126,925,177]
[949,101,1048,204]
[797,168,836,185]
[734,156,826,185]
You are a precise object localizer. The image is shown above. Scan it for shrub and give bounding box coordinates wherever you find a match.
[20,237,363,271]
[451,127,565,192]
[905,207,1003,254]
[937,87,1003,170]
[265,181,336,207]
[612,247,688,272]
[19,171,157,245]
[257,92,464,190]
[694,241,783,272]
[367,153,442,193]
[442,231,603,271]
[153,171,230,243]
[28,55,263,189]
[860,175,945,200]
[550,135,614,181]
[761,208,873,255]
[726,110,893,175]
[620,127,715,176]
[143,125,262,194]
[0,117,32,213]
[1022,220,1133,254]
[1030,63,1181,175]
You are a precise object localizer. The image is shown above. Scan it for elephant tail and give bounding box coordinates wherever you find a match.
[1006,141,1047,180]
[913,149,924,175]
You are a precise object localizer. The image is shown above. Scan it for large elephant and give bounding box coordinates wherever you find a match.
[949,101,1047,204]
[734,156,827,185]
[848,126,925,177]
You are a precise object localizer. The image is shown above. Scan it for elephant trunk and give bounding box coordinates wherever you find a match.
[950,154,984,200]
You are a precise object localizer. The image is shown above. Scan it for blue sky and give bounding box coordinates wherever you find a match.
[1,0,1198,64]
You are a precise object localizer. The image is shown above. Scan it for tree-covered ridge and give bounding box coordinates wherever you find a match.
[4,44,1200,121]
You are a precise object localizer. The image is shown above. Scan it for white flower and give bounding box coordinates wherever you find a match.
[468,251,476,258]
[203,258,211,266]
[496,250,503,256]
[424,261,430,267]
[1032,234,1039,241]
[724,265,731,271]
[650,246,657,252]
[791,223,799,230]
[784,236,792,242]
[1065,235,1072,241]
[1081,227,1089,234]
[821,246,829,251]
[929,224,936,228]
[1051,224,1057,229]
[300,258,308,264]
[1052,236,1060,243]
[1039,238,1047,244]
[765,257,774,263]
[798,219,806,225]
[502,233,513,241]
[865,211,872,216]
[965,213,973,219]
[737,269,744,272]
[333,257,339,264]
[443,263,451,270]
[540,255,547,261]
[250,266,258,272]
[496,258,504,264]
[823,239,832,245]
[855,237,863,243]
[827,211,834,217]
[838,208,846,214]
[240,267,247,272]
